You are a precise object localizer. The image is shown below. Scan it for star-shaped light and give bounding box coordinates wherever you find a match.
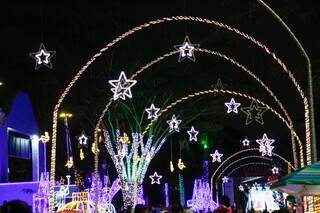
[78,132,88,147]
[238,185,244,191]
[240,100,268,125]
[210,150,223,163]
[108,71,137,100]
[30,43,56,69]
[225,98,241,114]
[145,103,160,119]
[256,133,275,156]
[222,176,229,183]
[174,36,199,62]
[271,166,279,174]
[241,137,250,147]
[167,114,182,133]
[149,172,162,184]
[187,126,199,142]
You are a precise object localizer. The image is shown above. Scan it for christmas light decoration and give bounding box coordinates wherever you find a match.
[272,166,279,174]
[256,134,275,157]
[239,184,244,191]
[30,43,56,69]
[225,98,241,114]
[145,103,160,119]
[80,149,85,160]
[179,174,185,206]
[241,100,268,125]
[178,158,186,170]
[222,176,229,183]
[187,126,199,142]
[242,137,250,147]
[104,130,166,207]
[33,172,50,213]
[187,179,218,212]
[91,142,100,154]
[210,150,223,163]
[149,172,162,184]
[49,16,312,211]
[39,132,50,143]
[174,36,199,62]
[77,132,88,147]
[165,183,170,207]
[65,157,73,169]
[108,71,137,100]
[212,78,224,95]
[167,114,182,133]
[119,132,130,144]
[253,182,260,189]
[170,161,175,172]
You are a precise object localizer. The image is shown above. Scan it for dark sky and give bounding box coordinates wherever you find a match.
[1,0,320,203]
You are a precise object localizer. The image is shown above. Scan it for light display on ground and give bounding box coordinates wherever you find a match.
[187,179,218,212]
[33,172,50,213]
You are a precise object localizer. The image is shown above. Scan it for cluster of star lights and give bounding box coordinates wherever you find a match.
[256,133,275,156]
[108,71,137,100]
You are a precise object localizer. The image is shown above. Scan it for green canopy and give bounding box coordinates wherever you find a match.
[271,161,320,195]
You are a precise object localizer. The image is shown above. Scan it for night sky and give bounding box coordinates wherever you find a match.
[1,0,320,206]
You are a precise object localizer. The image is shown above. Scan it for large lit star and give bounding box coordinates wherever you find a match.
[149,172,162,184]
[240,100,268,125]
[174,36,199,62]
[167,114,182,133]
[187,126,199,142]
[210,150,223,163]
[256,133,275,156]
[225,98,241,114]
[30,43,56,69]
[145,103,160,119]
[108,71,137,100]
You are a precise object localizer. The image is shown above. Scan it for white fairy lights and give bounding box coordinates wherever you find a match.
[187,126,199,142]
[174,36,199,62]
[256,134,275,157]
[167,114,182,133]
[108,71,137,100]
[241,100,268,125]
[145,103,160,119]
[210,150,223,163]
[225,98,241,114]
[149,172,162,184]
[30,43,56,70]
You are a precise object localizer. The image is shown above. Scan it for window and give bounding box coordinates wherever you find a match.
[8,132,31,159]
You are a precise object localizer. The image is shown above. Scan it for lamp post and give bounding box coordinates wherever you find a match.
[59,112,74,172]
[39,132,50,173]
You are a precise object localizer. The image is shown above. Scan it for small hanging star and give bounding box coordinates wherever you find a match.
[256,134,275,156]
[225,98,241,114]
[149,172,162,184]
[108,71,137,100]
[240,100,268,125]
[238,185,244,191]
[241,137,250,147]
[174,36,199,62]
[187,126,199,142]
[222,176,229,183]
[145,103,160,119]
[167,114,182,133]
[210,150,223,163]
[77,131,88,147]
[30,43,56,69]
[271,166,279,174]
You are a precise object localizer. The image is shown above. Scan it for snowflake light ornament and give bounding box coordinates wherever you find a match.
[222,176,229,183]
[187,126,199,142]
[240,100,268,125]
[256,134,275,156]
[174,36,199,62]
[108,71,137,100]
[210,150,223,163]
[149,172,162,184]
[225,98,241,114]
[167,114,182,133]
[30,43,56,69]
[145,103,160,119]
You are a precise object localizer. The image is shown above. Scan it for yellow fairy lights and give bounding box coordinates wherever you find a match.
[170,161,174,172]
[65,157,73,169]
[178,159,186,170]
[80,148,85,160]
[40,132,50,143]
[120,133,130,144]
[49,16,312,211]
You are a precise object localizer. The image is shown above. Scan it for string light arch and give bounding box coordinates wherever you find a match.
[49,16,311,211]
